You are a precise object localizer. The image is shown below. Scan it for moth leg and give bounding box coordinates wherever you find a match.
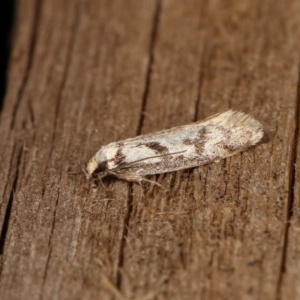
[97,177,106,188]
[112,172,162,188]
[141,177,163,188]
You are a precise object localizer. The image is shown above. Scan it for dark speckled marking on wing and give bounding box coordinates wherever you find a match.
[113,148,126,164]
[183,128,207,155]
[221,143,239,153]
[143,142,169,154]
[147,142,168,153]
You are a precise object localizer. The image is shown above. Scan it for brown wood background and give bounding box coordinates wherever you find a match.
[1,0,300,299]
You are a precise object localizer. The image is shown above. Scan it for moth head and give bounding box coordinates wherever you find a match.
[85,155,108,180]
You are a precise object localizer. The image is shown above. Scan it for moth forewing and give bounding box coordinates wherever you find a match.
[86,110,264,183]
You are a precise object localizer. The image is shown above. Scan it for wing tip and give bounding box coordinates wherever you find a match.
[205,110,264,143]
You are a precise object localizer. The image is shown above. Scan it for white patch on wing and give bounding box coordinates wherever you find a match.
[122,145,158,163]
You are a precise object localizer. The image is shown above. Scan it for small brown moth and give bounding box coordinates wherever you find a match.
[86,110,263,184]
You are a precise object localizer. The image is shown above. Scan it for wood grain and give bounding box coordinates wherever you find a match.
[0,0,300,299]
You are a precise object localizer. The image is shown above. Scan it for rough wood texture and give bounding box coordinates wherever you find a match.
[0,0,300,299]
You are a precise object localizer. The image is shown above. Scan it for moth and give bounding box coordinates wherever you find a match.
[85,110,263,184]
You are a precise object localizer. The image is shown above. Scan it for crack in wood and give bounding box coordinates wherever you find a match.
[193,33,207,123]
[276,61,300,299]
[136,0,161,136]
[38,2,80,294]
[50,0,78,148]
[0,146,22,256]
[116,0,162,290]
[116,183,134,289]
[10,0,42,130]
[40,189,60,300]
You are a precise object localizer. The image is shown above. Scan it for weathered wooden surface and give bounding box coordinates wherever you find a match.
[0,0,300,299]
